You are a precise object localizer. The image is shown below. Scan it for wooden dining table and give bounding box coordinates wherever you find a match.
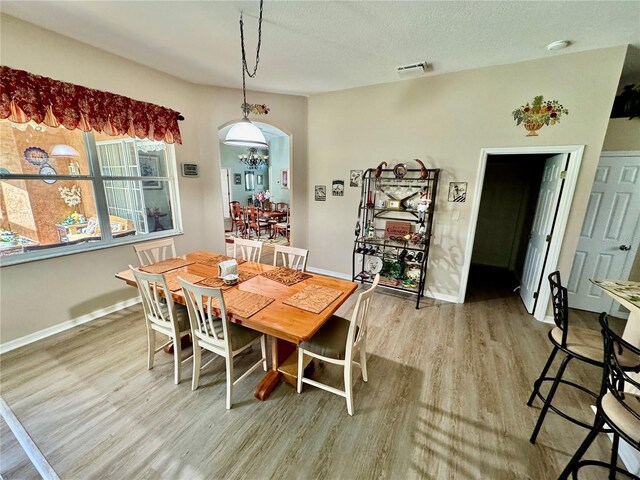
[115,250,357,400]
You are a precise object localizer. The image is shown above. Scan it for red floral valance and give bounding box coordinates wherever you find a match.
[0,66,182,144]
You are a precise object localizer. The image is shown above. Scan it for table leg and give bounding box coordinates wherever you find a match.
[254,337,298,400]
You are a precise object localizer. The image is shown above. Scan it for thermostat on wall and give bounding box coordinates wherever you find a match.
[181,163,199,177]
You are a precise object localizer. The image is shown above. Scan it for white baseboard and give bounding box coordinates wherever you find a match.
[0,296,141,354]
[307,266,458,304]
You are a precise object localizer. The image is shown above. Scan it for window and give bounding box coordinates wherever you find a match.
[0,120,182,265]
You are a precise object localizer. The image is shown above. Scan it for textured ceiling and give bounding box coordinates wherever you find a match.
[2,1,639,95]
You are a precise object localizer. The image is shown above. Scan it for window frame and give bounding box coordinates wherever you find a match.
[0,130,183,267]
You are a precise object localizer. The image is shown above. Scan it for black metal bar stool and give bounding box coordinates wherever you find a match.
[557,313,640,479]
[527,271,636,443]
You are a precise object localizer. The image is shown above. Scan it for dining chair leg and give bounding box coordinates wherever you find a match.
[530,353,573,444]
[360,342,368,383]
[147,327,155,370]
[173,334,182,385]
[297,348,304,393]
[609,432,619,479]
[527,345,559,406]
[225,355,234,410]
[344,360,353,416]
[557,416,605,480]
[191,340,201,391]
[260,335,267,372]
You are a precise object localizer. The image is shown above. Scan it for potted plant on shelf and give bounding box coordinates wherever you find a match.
[512,95,569,136]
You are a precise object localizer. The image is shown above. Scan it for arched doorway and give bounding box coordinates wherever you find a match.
[217,121,292,256]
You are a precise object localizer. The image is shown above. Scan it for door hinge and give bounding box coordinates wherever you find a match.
[533,292,538,299]
[560,171,567,179]
[546,234,552,242]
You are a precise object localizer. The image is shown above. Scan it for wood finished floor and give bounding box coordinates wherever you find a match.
[0,264,630,479]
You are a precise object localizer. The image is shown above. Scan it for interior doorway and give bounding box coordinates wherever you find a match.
[460,146,585,322]
[217,120,292,247]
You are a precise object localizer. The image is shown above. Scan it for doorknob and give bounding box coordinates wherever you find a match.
[619,245,631,251]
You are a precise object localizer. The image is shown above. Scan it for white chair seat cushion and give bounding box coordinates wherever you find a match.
[551,326,638,366]
[159,303,190,332]
[601,392,640,443]
[201,318,262,351]
[300,315,356,360]
[275,222,288,228]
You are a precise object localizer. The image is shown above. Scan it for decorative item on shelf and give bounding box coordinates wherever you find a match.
[388,200,400,209]
[367,191,374,207]
[384,221,411,239]
[332,180,344,196]
[350,170,363,187]
[355,220,361,237]
[377,199,386,208]
[374,161,387,178]
[512,95,568,136]
[238,147,269,169]
[414,159,428,180]
[393,163,407,179]
[448,182,467,202]
[223,0,269,148]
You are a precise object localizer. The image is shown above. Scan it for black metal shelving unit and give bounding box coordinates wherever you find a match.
[352,166,439,308]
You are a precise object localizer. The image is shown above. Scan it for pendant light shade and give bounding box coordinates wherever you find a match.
[223,118,268,148]
[50,144,80,157]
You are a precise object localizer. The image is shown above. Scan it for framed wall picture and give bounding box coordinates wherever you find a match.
[281,169,289,189]
[350,170,363,187]
[245,171,255,191]
[234,173,242,185]
[448,182,467,202]
[332,180,344,196]
[256,174,264,186]
[140,154,162,189]
[315,185,326,201]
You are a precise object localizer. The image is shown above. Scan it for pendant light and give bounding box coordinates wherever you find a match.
[224,0,268,148]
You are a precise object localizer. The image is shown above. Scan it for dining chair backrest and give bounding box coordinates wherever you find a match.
[230,201,241,219]
[273,244,308,271]
[246,206,260,224]
[130,266,180,333]
[233,238,263,262]
[275,202,288,212]
[548,271,569,346]
[263,200,272,211]
[345,274,380,359]
[134,238,177,266]
[598,313,640,441]
[179,278,231,351]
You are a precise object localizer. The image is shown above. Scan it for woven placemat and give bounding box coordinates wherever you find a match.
[196,255,246,267]
[211,289,274,318]
[197,270,259,290]
[261,267,312,286]
[283,284,343,314]
[164,271,206,292]
[140,258,194,274]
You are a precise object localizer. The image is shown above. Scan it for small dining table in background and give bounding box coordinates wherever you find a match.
[116,250,357,400]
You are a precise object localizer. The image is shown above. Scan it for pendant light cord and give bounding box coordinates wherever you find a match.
[239,0,264,117]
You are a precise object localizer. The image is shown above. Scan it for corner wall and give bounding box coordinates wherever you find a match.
[0,14,307,345]
[307,46,627,299]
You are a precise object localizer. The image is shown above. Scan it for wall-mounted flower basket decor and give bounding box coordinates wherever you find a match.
[512,95,568,136]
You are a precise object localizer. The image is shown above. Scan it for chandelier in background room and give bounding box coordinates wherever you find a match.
[223,0,268,149]
[238,147,268,169]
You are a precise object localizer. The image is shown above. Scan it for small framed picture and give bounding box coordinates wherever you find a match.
[234,173,242,185]
[315,185,326,201]
[281,169,289,189]
[350,170,363,187]
[332,180,344,196]
[448,182,467,202]
[256,174,264,186]
[388,200,400,209]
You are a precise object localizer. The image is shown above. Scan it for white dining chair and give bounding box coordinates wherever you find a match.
[134,238,177,265]
[178,278,267,409]
[296,274,379,415]
[273,244,308,271]
[233,237,263,263]
[130,265,192,385]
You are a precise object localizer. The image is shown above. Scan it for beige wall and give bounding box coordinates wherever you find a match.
[307,46,627,300]
[602,118,640,281]
[0,15,307,344]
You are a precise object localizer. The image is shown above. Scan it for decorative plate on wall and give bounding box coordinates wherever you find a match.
[365,256,383,275]
[39,165,57,184]
[23,146,50,166]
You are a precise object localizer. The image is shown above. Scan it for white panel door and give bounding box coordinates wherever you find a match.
[520,153,568,313]
[567,154,640,315]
